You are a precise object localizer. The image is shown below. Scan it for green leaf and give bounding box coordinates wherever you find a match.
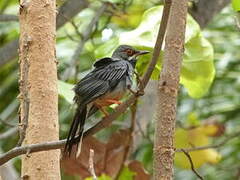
[232,0,240,11]
[58,80,74,104]
[97,6,215,98]
[118,167,136,180]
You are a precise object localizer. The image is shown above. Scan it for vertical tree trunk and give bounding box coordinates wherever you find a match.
[19,0,60,179]
[153,0,188,179]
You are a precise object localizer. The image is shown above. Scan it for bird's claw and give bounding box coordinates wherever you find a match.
[127,85,144,97]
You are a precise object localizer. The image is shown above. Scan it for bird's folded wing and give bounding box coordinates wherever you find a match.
[74,60,133,105]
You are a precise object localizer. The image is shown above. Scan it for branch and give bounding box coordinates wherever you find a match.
[181,149,204,180]
[88,149,97,180]
[0,127,18,140]
[61,2,109,80]
[153,0,188,178]
[0,14,18,22]
[176,130,240,152]
[0,0,170,165]
[0,0,88,67]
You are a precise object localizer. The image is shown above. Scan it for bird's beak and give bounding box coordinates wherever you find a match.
[135,50,150,57]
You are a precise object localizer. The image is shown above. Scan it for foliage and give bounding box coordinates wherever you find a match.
[0,0,239,179]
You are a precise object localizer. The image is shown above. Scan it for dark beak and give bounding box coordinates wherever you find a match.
[135,50,150,57]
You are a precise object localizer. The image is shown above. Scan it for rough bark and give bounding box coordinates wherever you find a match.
[153,0,188,179]
[19,0,60,179]
[189,0,230,28]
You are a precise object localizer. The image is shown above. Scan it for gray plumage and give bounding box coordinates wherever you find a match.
[64,45,149,155]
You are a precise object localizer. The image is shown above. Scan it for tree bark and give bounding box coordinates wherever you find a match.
[19,0,60,179]
[153,0,188,179]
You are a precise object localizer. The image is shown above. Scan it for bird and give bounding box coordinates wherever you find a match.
[64,45,149,156]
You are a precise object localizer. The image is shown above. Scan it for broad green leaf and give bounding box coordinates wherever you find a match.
[118,167,136,180]
[232,0,240,11]
[96,6,215,98]
[58,80,74,104]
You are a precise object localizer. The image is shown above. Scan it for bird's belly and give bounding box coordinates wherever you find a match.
[94,80,129,107]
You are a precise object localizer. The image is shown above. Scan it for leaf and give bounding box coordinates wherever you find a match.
[174,127,222,169]
[58,80,74,104]
[232,0,240,11]
[118,167,136,180]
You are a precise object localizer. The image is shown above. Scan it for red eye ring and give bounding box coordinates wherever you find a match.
[126,49,134,56]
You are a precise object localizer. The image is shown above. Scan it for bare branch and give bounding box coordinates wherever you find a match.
[0,14,18,22]
[180,149,204,180]
[88,149,97,180]
[0,127,18,140]
[0,118,16,127]
[176,130,240,152]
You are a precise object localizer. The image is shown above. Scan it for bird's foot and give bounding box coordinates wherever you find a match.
[127,85,144,97]
[105,99,122,105]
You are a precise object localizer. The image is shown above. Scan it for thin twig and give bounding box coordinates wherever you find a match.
[62,2,109,80]
[0,127,18,140]
[0,14,18,22]
[88,149,97,180]
[181,149,204,180]
[17,35,31,147]
[0,118,16,127]
[176,130,240,152]
[116,99,138,179]
[0,0,170,165]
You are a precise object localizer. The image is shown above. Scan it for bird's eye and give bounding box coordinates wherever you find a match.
[126,49,134,56]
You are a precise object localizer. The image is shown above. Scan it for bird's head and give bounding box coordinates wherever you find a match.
[112,45,149,61]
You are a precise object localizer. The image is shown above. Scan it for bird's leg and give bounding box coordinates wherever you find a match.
[105,99,122,105]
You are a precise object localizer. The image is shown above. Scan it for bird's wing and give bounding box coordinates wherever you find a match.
[93,57,114,68]
[74,60,133,105]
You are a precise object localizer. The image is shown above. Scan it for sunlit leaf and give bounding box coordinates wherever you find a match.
[118,167,136,180]
[232,0,240,11]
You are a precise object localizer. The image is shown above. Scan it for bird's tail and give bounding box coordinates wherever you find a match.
[64,105,87,156]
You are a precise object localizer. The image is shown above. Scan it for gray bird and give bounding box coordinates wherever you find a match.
[64,45,149,155]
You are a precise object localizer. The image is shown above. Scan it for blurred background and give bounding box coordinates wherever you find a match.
[0,0,240,179]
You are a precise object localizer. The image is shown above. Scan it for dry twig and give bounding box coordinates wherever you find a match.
[180,149,204,180]
[88,149,97,180]
[0,14,18,22]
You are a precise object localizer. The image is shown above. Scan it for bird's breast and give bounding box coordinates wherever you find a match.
[93,78,131,107]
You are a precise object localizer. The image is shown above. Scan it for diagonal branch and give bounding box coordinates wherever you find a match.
[0,0,171,166]
[181,149,204,180]
[0,14,18,22]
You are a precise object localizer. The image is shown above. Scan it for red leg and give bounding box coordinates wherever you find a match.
[105,99,122,105]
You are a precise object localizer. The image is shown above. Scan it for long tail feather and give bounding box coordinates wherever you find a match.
[64,105,87,156]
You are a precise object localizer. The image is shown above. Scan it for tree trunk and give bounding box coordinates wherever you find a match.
[19,0,60,179]
[153,0,188,179]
